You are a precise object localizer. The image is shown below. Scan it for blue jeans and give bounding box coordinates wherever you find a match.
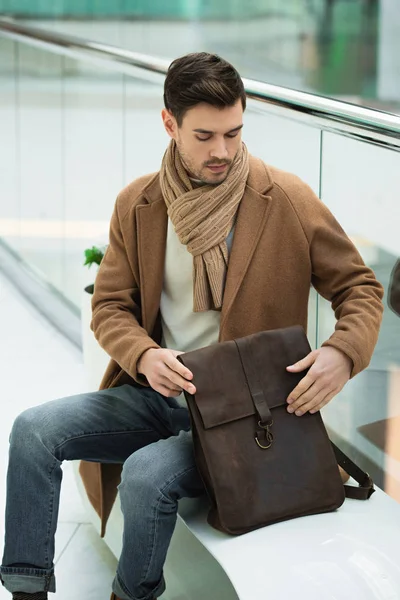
[0,384,204,600]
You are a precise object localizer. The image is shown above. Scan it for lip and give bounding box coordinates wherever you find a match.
[207,164,228,173]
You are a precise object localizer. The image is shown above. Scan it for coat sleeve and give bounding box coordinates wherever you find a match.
[91,194,160,384]
[283,178,384,377]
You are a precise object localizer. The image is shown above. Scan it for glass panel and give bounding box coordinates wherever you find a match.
[17,43,64,289]
[245,108,323,349]
[319,131,400,500]
[0,38,18,252]
[124,76,166,185]
[63,59,124,307]
[245,107,321,195]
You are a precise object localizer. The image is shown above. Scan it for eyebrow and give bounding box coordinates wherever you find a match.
[193,125,243,135]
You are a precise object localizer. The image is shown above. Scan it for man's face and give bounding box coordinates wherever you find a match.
[162,100,244,185]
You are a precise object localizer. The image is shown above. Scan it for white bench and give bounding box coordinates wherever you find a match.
[73,463,400,600]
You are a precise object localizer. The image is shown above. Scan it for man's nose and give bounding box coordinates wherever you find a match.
[210,138,229,161]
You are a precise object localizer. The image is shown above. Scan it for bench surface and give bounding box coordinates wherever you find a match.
[179,484,400,600]
[74,461,400,600]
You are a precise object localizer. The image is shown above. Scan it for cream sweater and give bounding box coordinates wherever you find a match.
[160,218,234,405]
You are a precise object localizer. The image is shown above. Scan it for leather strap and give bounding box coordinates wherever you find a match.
[331,442,375,500]
[235,337,272,425]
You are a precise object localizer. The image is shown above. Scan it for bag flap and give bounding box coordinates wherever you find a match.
[179,326,311,430]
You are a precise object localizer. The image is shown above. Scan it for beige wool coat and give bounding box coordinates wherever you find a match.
[81,155,384,536]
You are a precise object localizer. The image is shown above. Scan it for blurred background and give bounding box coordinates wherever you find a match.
[1,0,399,113]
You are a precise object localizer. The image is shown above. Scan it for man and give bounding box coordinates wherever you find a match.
[1,52,383,600]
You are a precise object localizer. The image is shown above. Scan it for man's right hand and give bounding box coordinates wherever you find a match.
[137,348,196,398]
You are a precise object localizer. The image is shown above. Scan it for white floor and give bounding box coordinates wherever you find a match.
[0,271,118,599]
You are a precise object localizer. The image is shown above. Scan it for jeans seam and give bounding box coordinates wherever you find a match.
[0,568,53,575]
[141,464,198,583]
[44,458,58,568]
[51,429,155,454]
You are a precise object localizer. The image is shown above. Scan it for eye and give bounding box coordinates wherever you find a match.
[226,133,239,139]
[196,136,211,142]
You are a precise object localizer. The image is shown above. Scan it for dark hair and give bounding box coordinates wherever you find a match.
[164,52,246,126]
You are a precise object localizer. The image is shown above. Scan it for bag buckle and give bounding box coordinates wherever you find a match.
[255,420,273,450]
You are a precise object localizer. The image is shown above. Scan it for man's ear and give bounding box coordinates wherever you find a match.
[162,109,178,140]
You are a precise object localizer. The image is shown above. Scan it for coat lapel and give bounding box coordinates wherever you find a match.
[219,159,274,338]
[136,177,167,334]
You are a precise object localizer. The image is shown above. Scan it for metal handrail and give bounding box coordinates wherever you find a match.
[1,18,399,150]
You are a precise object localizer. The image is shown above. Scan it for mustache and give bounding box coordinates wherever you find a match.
[203,159,232,167]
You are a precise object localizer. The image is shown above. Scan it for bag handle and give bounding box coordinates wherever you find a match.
[331,442,375,500]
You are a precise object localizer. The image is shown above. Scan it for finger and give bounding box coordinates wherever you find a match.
[286,350,317,373]
[161,368,196,394]
[158,376,182,394]
[287,381,324,413]
[309,390,338,414]
[291,386,331,416]
[156,384,182,398]
[287,371,317,404]
[164,352,194,381]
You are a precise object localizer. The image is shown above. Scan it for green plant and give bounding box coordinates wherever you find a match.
[83,245,106,269]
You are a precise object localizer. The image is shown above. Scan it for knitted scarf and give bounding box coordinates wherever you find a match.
[160,140,249,312]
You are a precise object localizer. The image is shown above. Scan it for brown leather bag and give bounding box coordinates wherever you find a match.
[178,326,374,535]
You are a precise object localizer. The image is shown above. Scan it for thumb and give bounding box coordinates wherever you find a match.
[286,350,316,373]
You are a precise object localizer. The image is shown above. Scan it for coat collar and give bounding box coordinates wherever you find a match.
[136,155,274,336]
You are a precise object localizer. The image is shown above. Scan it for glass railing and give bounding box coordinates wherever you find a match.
[3,1,399,116]
[1,19,400,502]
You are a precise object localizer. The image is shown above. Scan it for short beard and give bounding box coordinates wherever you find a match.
[176,141,232,185]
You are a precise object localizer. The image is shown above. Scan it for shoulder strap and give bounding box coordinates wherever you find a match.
[331,442,375,500]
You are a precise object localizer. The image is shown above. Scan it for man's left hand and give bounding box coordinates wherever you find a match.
[286,346,352,416]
